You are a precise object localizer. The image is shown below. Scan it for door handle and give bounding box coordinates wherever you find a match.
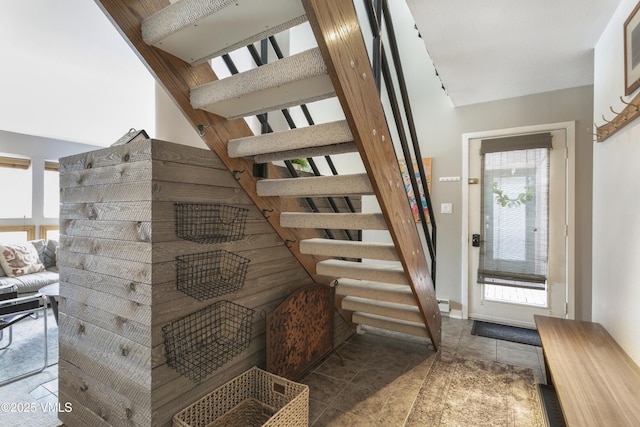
[472,234,481,247]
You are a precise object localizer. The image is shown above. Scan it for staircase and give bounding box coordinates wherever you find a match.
[97,0,441,350]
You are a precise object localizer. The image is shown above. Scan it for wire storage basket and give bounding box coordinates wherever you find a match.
[176,250,250,301]
[162,300,255,383]
[173,366,309,427]
[175,203,248,244]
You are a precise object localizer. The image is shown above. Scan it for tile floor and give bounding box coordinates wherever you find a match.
[7,316,545,427]
[28,377,59,408]
[302,316,546,426]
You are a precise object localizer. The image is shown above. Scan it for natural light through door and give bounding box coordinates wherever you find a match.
[468,128,568,327]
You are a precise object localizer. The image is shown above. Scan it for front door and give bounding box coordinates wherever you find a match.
[468,128,567,328]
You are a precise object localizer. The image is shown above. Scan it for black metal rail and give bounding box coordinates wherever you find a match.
[361,0,437,287]
[221,43,359,243]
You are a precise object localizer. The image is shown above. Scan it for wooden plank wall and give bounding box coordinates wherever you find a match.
[58,139,315,427]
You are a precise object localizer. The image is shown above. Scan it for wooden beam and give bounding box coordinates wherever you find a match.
[94,0,324,283]
[302,0,441,349]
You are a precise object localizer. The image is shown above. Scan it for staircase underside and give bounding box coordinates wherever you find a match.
[96,0,441,350]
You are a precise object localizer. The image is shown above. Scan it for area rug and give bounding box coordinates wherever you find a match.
[405,352,543,426]
[0,311,58,384]
[471,320,541,347]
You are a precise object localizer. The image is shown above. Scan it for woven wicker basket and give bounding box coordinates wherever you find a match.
[173,367,309,427]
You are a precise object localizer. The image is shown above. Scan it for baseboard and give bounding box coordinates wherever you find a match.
[445,309,463,319]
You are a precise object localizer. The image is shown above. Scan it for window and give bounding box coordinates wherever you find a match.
[477,133,551,290]
[40,225,59,241]
[43,161,60,218]
[0,156,32,219]
[0,225,36,243]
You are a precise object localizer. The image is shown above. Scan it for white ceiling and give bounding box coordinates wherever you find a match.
[407,0,622,106]
[0,0,625,148]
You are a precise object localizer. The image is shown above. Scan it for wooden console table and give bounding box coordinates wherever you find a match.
[534,315,640,426]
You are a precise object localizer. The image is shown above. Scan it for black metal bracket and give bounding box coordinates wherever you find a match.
[261,208,274,219]
[232,169,246,181]
[284,239,296,248]
[197,123,210,136]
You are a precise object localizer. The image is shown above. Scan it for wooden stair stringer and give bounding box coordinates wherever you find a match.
[94,0,327,285]
[302,0,442,350]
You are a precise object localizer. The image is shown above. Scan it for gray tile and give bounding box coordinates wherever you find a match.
[496,338,539,354]
[334,341,374,366]
[458,344,498,362]
[314,353,361,381]
[350,364,403,390]
[376,375,425,426]
[365,349,412,375]
[497,346,541,369]
[532,367,545,384]
[29,385,51,400]
[308,398,329,426]
[331,381,390,420]
[37,393,58,408]
[41,379,58,394]
[302,372,348,405]
[312,406,373,427]
[458,334,498,361]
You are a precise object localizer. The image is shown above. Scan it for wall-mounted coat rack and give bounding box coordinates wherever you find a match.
[596,92,640,142]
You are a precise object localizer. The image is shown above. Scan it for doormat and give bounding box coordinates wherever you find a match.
[471,320,542,347]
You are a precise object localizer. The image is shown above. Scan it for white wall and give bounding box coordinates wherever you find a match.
[154,84,208,149]
[593,0,640,364]
[0,1,155,147]
[385,2,594,319]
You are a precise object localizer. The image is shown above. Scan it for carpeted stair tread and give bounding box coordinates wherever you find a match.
[280,212,388,230]
[142,0,307,65]
[352,312,428,338]
[228,120,353,158]
[191,48,334,119]
[300,238,399,261]
[335,278,415,305]
[342,296,421,323]
[316,259,407,285]
[257,173,373,198]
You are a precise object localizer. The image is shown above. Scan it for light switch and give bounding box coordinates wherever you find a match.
[441,203,453,214]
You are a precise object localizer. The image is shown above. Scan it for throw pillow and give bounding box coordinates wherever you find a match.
[44,239,58,269]
[0,243,46,277]
[30,239,46,265]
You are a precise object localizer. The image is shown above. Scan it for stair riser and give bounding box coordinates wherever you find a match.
[352,313,427,338]
[316,262,407,285]
[336,283,415,305]
[280,213,388,231]
[228,120,353,158]
[300,239,399,261]
[342,298,422,323]
[257,174,373,198]
[253,143,357,164]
